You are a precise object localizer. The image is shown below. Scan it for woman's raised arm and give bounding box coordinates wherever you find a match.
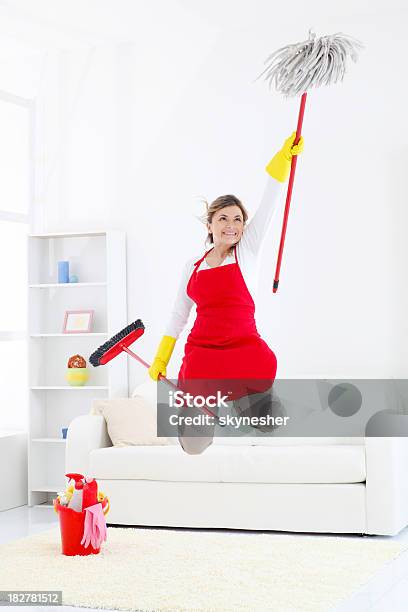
[240,132,304,257]
[239,176,284,256]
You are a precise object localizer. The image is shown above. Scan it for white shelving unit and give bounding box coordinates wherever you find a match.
[27,230,127,508]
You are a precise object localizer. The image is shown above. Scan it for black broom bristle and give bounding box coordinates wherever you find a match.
[89,319,145,367]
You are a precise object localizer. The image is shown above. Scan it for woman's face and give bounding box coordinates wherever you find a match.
[207,205,245,248]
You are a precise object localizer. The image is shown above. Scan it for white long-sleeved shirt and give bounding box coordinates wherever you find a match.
[164,176,285,339]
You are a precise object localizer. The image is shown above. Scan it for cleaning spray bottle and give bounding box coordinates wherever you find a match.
[82,476,98,510]
[66,473,84,512]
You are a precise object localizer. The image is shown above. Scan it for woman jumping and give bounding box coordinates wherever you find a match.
[149,132,304,453]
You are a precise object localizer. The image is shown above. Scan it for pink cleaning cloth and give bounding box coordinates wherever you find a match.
[81,503,107,549]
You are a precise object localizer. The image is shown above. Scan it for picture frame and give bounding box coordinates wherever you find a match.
[63,309,94,334]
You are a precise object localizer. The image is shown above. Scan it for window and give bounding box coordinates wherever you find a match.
[0,93,32,430]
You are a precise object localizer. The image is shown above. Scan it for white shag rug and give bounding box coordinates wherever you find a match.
[0,525,407,612]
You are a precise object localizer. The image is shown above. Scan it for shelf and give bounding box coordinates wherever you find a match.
[30,332,108,337]
[32,485,65,493]
[29,282,106,288]
[31,438,66,443]
[32,503,55,509]
[27,229,127,507]
[30,386,109,390]
[29,230,107,238]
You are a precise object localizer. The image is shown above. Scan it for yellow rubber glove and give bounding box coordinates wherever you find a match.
[148,335,176,381]
[265,131,305,182]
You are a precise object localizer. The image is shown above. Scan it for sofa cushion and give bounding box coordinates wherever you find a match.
[89,444,366,484]
[131,377,179,445]
[90,397,171,446]
[127,379,366,448]
[213,436,365,446]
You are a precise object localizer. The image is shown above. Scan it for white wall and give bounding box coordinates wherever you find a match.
[12,0,408,388]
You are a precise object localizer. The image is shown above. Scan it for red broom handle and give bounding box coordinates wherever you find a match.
[273,91,307,293]
[119,343,222,422]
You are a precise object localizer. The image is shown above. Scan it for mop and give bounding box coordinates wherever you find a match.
[89,320,224,425]
[255,30,364,291]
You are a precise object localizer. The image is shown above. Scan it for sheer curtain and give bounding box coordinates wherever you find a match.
[0,94,32,431]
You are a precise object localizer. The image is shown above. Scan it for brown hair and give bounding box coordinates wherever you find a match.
[199,194,249,254]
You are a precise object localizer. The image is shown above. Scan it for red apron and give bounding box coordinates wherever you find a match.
[177,246,277,401]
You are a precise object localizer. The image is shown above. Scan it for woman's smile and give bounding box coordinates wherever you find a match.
[207,204,245,248]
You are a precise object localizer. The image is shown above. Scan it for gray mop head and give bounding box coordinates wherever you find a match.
[256,30,364,97]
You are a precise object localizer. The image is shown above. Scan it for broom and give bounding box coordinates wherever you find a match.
[255,30,364,292]
[89,320,223,424]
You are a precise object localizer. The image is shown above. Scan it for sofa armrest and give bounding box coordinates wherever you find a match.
[65,415,112,476]
[365,417,408,535]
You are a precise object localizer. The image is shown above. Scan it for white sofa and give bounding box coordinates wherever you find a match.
[65,381,408,536]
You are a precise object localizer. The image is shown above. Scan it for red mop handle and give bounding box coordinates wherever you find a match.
[119,343,221,422]
[273,91,307,293]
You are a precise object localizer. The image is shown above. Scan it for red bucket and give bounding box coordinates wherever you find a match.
[54,498,100,556]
